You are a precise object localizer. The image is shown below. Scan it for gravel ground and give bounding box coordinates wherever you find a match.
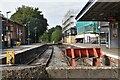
[48,46,68,67]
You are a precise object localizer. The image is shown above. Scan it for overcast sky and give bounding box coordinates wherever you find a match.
[0,0,89,29]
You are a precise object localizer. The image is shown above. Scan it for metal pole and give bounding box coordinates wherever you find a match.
[0,11,1,16]
[35,29,36,43]
[6,11,11,22]
[34,27,37,43]
[0,15,2,50]
[6,11,11,47]
[98,21,101,46]
[27,21,30,44]
[28,23,29,44]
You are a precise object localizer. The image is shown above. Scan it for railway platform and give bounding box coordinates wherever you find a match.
[0,43,44,59]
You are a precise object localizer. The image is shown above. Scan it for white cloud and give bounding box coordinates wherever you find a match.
[1,0,89,2]
[0,1,89,29]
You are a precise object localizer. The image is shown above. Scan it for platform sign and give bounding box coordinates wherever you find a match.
[6,50,15,64]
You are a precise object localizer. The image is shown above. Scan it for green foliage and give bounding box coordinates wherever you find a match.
[40,32,49,42]
[47,27,55,42]
[41,25,62,43]
[11,5,48,43]
[51,28,62,43]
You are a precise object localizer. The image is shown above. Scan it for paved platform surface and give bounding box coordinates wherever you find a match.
[0,43,44,59]
[67,43,119,59]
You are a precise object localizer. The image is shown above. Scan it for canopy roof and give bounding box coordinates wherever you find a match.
[76,0,120,21]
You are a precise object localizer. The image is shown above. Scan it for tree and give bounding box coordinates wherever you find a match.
[40,27,55,43]
[40,32,49,42]
[40,25,62,43]
[11,5,48,43]
[47,27,55,42]
[51,25,62,43]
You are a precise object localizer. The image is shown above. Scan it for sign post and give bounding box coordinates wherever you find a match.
[6,50,15,64]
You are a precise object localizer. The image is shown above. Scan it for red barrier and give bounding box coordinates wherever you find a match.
[70,49,76,67]
[65,48,103,67]
[66,49,71,57]
[80,48,88,58]
[95,48,103,57]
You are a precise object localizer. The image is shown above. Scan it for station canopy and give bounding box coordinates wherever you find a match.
[75,0,120,21]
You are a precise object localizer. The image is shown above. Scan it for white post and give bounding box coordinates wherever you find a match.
[34,27,37,43]
[6,11,11,47]
[27,21,30,44]
[0,15,2,49]
[98,21,101,46]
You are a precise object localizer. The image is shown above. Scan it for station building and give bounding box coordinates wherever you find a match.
[62,10,77,43]
[76,21,98,43]
[0,15,26,48]
[76,21,109,44]
[62,9,109,44]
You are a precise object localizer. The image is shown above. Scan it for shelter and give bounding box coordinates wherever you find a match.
[76,0,120,48]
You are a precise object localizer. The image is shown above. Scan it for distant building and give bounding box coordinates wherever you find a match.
[76,21,98,43]
[1,16,26,48]
[62,9,77,43]
[76,21,109,44]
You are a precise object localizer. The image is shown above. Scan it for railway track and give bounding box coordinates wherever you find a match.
[27,45,54,66]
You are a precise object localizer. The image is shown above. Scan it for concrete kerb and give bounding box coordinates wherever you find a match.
[1,65,119,79]
[0,44,46,59]
[46,66,119,78]
[1,64,48,79]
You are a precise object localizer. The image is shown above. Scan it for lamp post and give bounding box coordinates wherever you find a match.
[98,21,101,46]
[27,21,30,44]
[24,21,30,45]
[33,18,38,43]
[34,27,37,43]
[6,11,11,48]
[6,11,11,19]
[0,14,2,49]
[0,11,3,17]
[0,11,1,15]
